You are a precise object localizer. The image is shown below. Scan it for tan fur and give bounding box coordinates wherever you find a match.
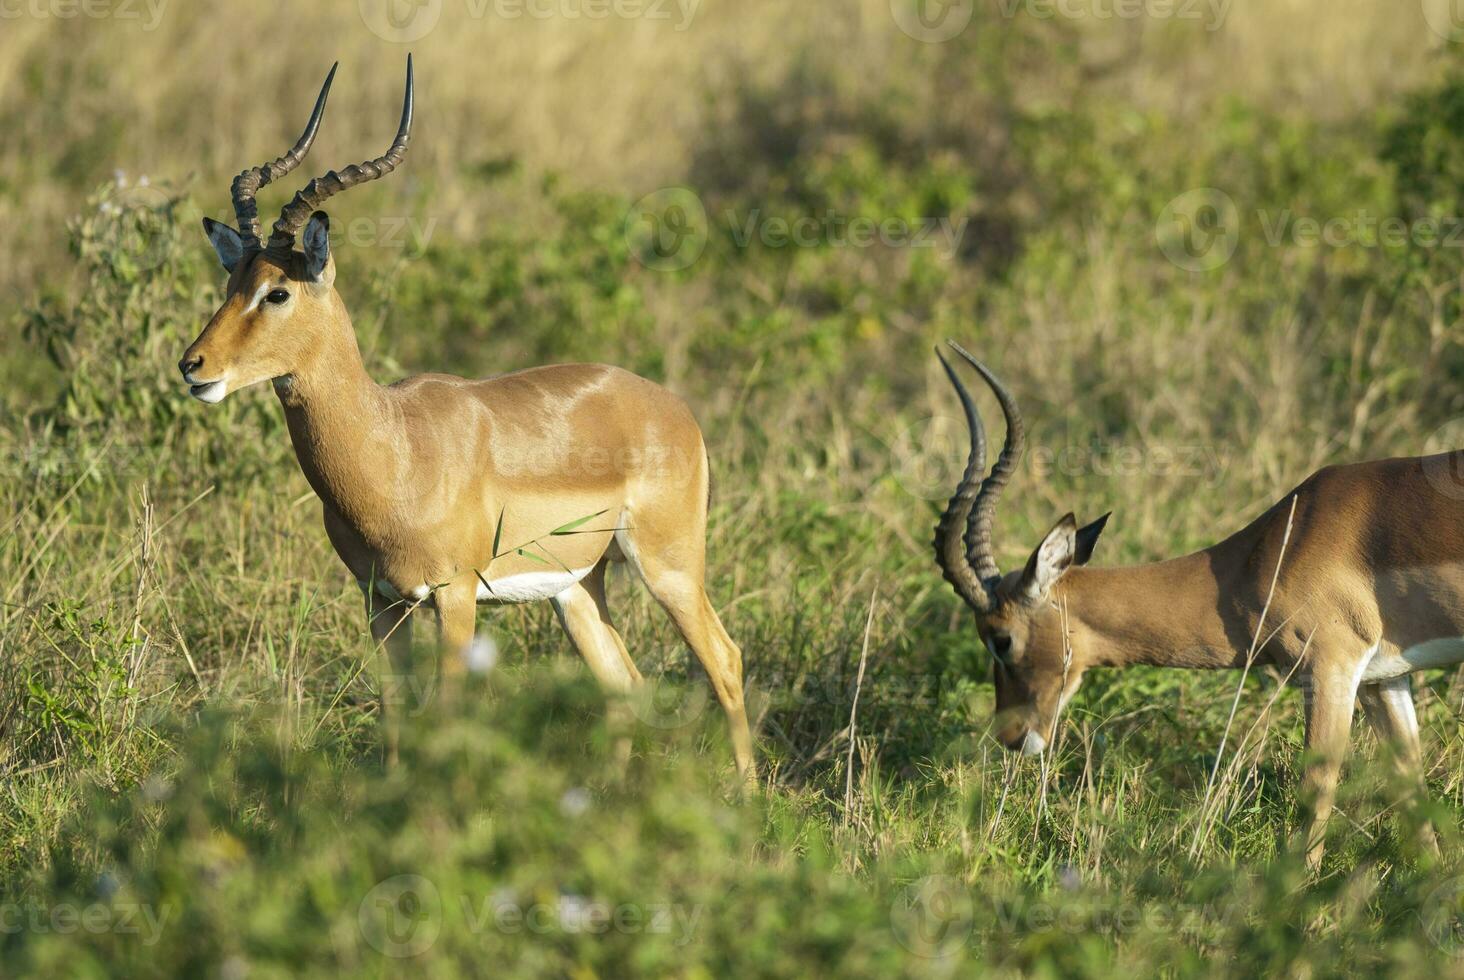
[181,247,755,777]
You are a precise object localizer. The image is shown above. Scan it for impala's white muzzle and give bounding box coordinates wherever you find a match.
[187,379,227,403]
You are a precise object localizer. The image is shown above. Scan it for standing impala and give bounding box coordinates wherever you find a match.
[934,340,1464,866]
[178,60,754,777]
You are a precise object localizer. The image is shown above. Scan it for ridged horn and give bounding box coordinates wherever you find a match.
[229,63,338,251]
[934,341,1027,609]
[268,54,414,248]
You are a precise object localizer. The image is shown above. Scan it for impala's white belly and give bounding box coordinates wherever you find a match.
[1361,638,1464,683]
[473,567,594,603]
[358,567,595,605]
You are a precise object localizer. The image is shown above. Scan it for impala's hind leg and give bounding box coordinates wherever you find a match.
[621,526,755,779]
[1359,675,1440,857]
[552,560,641,767]
[551,560,641,692]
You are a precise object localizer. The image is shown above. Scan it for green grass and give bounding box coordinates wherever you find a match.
[6,12,1464,975]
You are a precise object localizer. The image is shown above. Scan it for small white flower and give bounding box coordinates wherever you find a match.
[464,635,499,674]
[137,174,150,187]
[113,169,127,188]
[141,774,173,803]
[559,787,591,817]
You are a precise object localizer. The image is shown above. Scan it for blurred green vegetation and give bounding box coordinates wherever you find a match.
[5,2,1464,975]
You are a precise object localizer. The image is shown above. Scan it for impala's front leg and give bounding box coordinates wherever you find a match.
[433,580,478,704]
[1298,660,1363,869]
[367,589,414,768]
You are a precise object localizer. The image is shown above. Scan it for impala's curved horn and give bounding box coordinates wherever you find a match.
[269,55,414,248]
[934,347,991,613]
[935,341,1027,609]
[230,63,338,251]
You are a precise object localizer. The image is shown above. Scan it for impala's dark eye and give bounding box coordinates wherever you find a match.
[990,633,1012,659]
[265,288,291,305]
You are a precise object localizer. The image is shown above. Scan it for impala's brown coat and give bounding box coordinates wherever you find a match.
[180,64,754,777]
[937,343,1464,866]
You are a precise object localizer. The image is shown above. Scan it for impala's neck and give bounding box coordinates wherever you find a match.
[273,302,390,525]
[1059,545,1250,670]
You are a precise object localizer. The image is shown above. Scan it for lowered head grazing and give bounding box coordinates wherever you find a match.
[933,341,1109,755]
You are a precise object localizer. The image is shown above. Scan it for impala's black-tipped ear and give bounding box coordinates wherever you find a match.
[1074,512,1111,566]
[202,217,245,273]
[1017,513,1078,602]
[302,210,334,286]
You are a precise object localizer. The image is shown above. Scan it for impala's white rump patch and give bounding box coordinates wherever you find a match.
[475,567,595,603]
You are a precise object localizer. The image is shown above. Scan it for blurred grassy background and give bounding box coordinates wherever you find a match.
[6,0,1464,974]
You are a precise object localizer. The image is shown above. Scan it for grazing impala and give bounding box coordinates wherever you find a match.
[934,340,1464,865]
[178,59,754,777]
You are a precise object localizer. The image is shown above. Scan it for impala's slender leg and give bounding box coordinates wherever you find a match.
[1299,661,1363,869]
[551,560,640,692]
[552,561,641,768]
[366,589,413,767]
[1358,675,1440,857]
[433,580,478,704]
[628,545,755,778]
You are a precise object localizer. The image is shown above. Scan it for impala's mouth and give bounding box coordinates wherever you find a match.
[188,380,227,404]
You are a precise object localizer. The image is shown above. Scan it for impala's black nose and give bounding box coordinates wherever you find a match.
[179,354,203,379]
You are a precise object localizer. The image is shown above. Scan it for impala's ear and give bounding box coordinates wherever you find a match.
[302,210,334,287]
[202,217,245,273]
[1074,511,1111,566]
[1017,513,1078,602]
